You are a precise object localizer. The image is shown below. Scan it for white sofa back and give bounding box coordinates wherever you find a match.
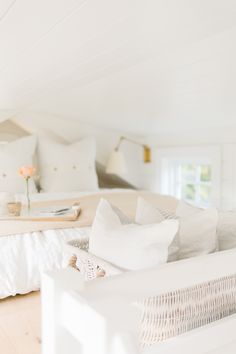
[42,248,236,354]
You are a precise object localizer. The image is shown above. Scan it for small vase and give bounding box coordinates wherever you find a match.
[26,178,31,214]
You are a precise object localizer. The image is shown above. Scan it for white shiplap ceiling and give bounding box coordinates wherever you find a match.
[0,0,236,134]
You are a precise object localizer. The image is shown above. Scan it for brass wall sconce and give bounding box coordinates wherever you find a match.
[106,136,152,174]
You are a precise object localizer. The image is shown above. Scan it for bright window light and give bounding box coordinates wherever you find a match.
[175,163,212,207]
[156,146,221,208]
[162,160,213,207]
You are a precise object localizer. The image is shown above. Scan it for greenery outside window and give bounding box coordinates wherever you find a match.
[175,163,212,207]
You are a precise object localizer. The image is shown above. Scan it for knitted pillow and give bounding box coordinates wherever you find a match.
[67,242,123,281]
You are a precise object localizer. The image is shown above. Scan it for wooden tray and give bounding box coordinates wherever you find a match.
[0,207,81,222]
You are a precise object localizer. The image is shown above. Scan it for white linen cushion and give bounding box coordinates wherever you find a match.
[176,201,218,259]
[38,137,98,192]
[135,197,179,261]
[136,197,165,224]
[217,211,236,250]
[0,136,37,193]
[89,198,179,270]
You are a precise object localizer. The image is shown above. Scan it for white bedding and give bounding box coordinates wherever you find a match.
[0,227,90,298]
[0,189,134,298]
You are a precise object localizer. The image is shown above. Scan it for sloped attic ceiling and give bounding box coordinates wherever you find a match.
[0,0,236,135]
[0,119,29,140]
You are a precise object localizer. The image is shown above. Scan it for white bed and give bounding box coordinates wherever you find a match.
[0,189,135,299]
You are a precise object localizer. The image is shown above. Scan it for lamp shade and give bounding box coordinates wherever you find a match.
[106,150,127,174]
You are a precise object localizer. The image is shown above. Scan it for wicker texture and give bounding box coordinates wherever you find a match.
[67,239,236,350]
[158,208,178,220]
[139,274,236,348]
[67,237,89,251]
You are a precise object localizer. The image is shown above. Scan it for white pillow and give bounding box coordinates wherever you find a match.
[217,211,236,251]
[0,136,37,193]
[135,197,179,261]
[89,199,179,271]
[38,137,98,192]
[176,201,218,260]
[136,197,165,224]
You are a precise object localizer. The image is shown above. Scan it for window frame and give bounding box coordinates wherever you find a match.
[169,160,212,207]
[155,146,221,207]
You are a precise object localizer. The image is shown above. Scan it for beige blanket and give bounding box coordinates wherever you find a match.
[0,191,178,237]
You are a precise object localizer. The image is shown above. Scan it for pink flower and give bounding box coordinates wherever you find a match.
[19,166,36,179]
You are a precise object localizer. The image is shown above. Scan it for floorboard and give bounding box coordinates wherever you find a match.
[0,292,41,354]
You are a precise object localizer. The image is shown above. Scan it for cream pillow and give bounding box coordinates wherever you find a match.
[176,201,218,259]
[89,199,179,271]
[0,135,37,193]
[38,137,98,192]
[135,197,179,261]
[217,211,236,251]
[136,197,165,224]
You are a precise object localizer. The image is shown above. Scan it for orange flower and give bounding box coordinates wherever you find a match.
[19,166,36,179]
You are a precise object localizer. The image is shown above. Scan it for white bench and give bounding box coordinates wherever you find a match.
[41,248,236,354]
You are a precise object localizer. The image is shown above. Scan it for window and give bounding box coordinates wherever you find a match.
[156,146,221,208]
[171,162,212,207]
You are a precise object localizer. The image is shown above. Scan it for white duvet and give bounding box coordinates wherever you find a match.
[0,227,90,298]
[0,189,134,298]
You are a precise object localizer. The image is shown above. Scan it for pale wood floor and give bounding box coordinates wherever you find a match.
[0,292,41,354]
